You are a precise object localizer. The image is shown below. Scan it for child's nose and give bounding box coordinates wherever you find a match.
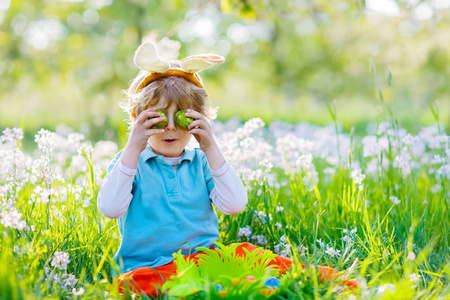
[165,115,177,131]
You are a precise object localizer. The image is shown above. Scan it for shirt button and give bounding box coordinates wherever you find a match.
[168,173,175,179]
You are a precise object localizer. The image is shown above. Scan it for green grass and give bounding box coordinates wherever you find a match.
[0,117,449,299]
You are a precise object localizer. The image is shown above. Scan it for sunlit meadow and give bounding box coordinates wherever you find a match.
[1,110,449,299]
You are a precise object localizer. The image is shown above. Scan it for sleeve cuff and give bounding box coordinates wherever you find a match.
[211,160,230,178]
[117,159,137,177]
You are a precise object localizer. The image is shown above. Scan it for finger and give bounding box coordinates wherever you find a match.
[188,119,209,130]
[137,109,161,122]
[145,117,166,128]
[138,107,157,117]
[146,128,165,136]
[188,127,208,136]
[185,109,207,122]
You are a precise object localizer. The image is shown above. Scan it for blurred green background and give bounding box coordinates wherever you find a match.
[0,0,449,150]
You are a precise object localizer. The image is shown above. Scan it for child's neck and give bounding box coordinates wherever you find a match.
[163,152,184,167]
[148,144,184,158]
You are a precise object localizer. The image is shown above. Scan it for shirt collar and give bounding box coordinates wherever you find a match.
[140,146,195,163]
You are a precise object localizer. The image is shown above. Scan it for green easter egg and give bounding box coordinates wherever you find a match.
[151,110,167,129]
[175,110,195,130]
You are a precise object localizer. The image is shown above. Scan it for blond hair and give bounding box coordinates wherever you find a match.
[121,71,217,127]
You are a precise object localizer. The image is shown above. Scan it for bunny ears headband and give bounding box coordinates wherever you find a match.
[133,42,225,92]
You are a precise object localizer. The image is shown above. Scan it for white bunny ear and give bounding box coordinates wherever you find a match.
[181,54,225,73]
[133,43,170,73]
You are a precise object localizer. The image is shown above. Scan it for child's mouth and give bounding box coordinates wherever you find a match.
[164,139,177,144]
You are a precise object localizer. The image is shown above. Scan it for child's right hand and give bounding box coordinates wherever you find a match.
[120,108,165,169]
[128,108,166,153]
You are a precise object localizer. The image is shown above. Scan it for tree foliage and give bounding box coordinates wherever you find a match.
[0,0,449,142]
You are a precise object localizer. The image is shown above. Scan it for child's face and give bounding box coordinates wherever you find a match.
[147,102,192,157]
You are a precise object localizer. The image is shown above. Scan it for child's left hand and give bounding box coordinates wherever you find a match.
[186,109,218,153]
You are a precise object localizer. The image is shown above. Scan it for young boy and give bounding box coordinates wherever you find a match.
[97,43,249,296]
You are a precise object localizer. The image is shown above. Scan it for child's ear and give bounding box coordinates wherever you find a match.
[181,54,225,73]
[134,43,170,73]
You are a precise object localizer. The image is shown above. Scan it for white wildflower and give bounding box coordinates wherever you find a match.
[430,154,446,165]
[362,135,383,157]
[92,140,118,161]
[259,235,268,245]
[67,133,85,150]
[350,168,366,185]
[276,134,315,170]
[274,242,291,257]
[390,196,401,205]
[1,127,24,146]
[35,129,56,153]
[323,167,336,175]
[394,148,412,175]
[259,159,273,172]
[377,122,391,135]
[376,284,396,296]
[77,142,94,157]
[32,186,56,204]
[436,164,450,179]
[409,273,420,287]
[430,184,442,194]
[402,134,415,146]
[236,118,265,139]
[31,157,63,185]
[296,154,314,170]
[13,245,21,255]
[82,198,92,208]
[63,274,78,287]
[431,134,449,148]
[52,273,60,284]
[51,251,70,270]
[279,245,291,256]
[251,234,268,245]
[254,211,271,224]
[342,227,356,243]
[72,287,85,295]
[343,235,352,243]
[0,208,27,230]
[238,226,252,237]
[325,246,341,257]
[239,138,253,148]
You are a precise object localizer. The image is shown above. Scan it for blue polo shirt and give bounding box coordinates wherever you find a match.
[107,146,219,273]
